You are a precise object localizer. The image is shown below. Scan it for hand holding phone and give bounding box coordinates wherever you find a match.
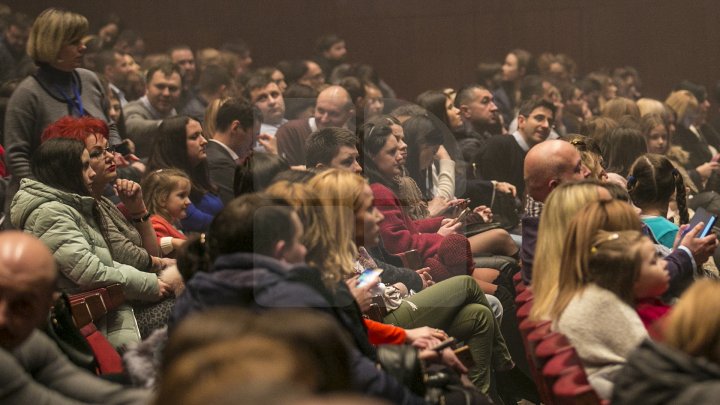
[357,268,383,288]
[450,208,472,226]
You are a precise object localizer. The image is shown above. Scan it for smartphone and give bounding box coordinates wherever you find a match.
[357,268,383,288]
[682,207,718,238]
[433,337,456,352]
[451,208,472,226]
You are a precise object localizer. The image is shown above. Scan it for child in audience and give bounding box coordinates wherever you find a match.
[627,153,689,248]
[551,229,652,400]
[142,169,190,257]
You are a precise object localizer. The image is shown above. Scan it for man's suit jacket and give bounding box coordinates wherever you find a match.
[206,141,238,205]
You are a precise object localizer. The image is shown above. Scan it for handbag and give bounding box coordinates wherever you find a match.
[46,293,98,373]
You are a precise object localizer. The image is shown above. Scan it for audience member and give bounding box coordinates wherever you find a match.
[180,64,232,124]
[0,231,151,404]
[124,62,182,158]
[0,12,33,82]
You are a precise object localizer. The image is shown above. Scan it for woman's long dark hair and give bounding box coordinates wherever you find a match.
[402,115,445,199]
[416,90,450,129]
[33,138,90,196]
[359,118,397,192]
[31,138,114,254]
[147,116,217,203]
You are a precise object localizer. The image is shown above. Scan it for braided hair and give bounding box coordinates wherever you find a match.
[627,153,689,224]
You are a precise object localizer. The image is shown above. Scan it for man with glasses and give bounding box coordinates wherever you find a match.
[477,99,557,199]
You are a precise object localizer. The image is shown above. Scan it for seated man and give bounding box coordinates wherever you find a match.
[0,231,149,404]
[305,127,361,174]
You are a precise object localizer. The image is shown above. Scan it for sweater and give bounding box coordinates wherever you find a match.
[370,182,445,263]
[554,284,648,399]
[180,193,223,233]
[4,67,119,212]
[96,196,152,272]
[477,134,527,196]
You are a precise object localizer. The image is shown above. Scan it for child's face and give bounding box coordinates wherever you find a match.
[162,180,191,220]
[633,240,669,299]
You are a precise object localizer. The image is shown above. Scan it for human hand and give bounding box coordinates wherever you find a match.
[678,222,718,265]
[157,279,173,300]
[114,179,146,215]
[437,219,462,236]
[435,145,451,160]
[471,205,493,224]
[345,276,375,313]
[406,326,448,346]
[494,181,517,197]
[416,267,434,288]
[258,133,278,155]
[428,197,451,217]
[159,265,185,296]
[696,162,720,181]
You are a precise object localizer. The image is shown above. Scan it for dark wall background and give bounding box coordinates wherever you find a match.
[15,0,720,102]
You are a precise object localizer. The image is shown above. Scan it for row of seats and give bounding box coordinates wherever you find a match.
[512,272,605,405]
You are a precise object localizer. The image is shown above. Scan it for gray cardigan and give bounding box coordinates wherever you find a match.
[4,68,119,215]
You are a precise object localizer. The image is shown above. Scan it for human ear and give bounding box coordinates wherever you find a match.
[273,240,286,260]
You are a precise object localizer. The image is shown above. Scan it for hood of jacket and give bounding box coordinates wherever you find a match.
[11,178,95,229]
[613,339,720,405]
[170,253,331,328]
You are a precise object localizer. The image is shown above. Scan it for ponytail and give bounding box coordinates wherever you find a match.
[672,168,689,225]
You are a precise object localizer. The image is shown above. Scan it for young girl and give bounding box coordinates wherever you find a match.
[552,228,656,400]
[627,153,689,248]
[142,169,190,257]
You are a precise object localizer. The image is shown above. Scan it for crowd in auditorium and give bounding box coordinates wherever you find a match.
[3,5,720,405]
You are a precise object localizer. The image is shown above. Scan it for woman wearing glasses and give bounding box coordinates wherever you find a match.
[5,8,120,209]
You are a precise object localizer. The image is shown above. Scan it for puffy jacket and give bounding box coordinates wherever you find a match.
[10,178,159,348]
[613,339,720,405]
[11,178,159,299]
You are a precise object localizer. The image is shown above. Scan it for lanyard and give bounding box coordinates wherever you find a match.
[54,80,85,117]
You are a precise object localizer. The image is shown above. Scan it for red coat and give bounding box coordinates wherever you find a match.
[370,183,444,262]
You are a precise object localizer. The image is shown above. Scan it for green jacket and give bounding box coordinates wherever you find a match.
[10,178,159,300]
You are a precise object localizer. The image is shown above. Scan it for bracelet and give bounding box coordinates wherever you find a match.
[131,212,151,223]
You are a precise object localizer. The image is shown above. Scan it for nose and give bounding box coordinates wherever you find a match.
[351,160,362,174]
[581,164,591,178]
[88,167,96,180]
[199,135,208,146]
[374,208,384,223]
[490,101,498,112]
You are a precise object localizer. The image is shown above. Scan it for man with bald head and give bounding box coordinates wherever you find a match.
[520,140,590,283]
[0,232,149,404]
[276,85,355,165]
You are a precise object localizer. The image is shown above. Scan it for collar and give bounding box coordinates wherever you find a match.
[139,95,176,119]
[511,130,531,152]
[209,139,239,161]
[309,117,318,132]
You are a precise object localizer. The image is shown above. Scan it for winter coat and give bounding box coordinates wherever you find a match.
[171,252,425,405]
[10,178,159,348]
[613,339,720,405]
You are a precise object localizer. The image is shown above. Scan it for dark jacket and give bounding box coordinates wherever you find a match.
[171,253,425,405]
[613,339,720,405]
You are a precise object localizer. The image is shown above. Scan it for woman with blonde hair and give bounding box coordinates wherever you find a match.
[529,181,613,321]
[288,169,537,400]
[6,8,120,207]
[613,279,720,404]
[202,96,230,139]
[601,97,641,122]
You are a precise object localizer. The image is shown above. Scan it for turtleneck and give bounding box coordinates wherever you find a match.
[35,63,74,86]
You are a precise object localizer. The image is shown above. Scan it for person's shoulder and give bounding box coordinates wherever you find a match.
[277,118,311,133]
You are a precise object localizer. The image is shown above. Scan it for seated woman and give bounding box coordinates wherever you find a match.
[146,116,222,233]
[170,193,425,404]
[40,116,167,272]
[270,169,537,400]
[401,114,517,258]
[10,138,172,348]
